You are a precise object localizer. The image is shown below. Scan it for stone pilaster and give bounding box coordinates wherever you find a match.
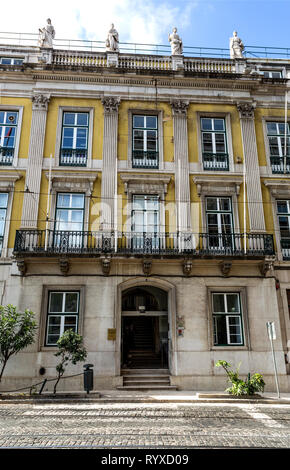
[237,102,265,232]
[21,94,50,228]
[171,100,191,232]
[101,96,120,230]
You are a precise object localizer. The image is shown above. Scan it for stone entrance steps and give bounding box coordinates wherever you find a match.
[118,369,178,391]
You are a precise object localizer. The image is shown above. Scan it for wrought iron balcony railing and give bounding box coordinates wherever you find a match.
[202,153,229,171]
[0,147,14,165]
[60,148,88,167]
[270,155,290,174]
[132,150,159,169]
[13,230,274,257]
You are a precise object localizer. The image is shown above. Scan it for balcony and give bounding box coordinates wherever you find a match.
[270,156,290,174]
[60,148,87,167]
[132,150,159,169]
[202,153,229,171]
[0,147,14,165]
[14,230,274,258]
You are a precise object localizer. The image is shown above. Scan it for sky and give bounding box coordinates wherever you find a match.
[1,0,290,53]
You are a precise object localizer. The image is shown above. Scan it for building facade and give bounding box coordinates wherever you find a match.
[0,31,290,392]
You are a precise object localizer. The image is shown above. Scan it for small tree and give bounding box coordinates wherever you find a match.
[54,329,87,394]
[0,304,37,382]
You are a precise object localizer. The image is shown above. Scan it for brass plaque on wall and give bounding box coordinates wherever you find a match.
[107,328,116,341]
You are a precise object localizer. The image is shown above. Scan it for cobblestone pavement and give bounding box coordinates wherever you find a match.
[0,402,289,448]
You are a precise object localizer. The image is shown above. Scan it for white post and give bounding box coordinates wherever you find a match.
[44,153,53,251]
[243,157,247,254]
[114,158,118,253]
[178,157,181,252]
[266,321,280,399]
[284,90,288,174]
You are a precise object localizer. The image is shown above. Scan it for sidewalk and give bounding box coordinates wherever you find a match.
[1,389,290,404]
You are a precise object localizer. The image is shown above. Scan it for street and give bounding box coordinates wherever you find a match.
[0,401,289,448]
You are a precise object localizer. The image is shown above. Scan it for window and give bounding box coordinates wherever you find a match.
[46,291,79,345]
[60,112,89,166]
[201,118,228,171]
[205,197,234,251]
[132,115,158,169]
[262,71,282,79]
[0,111,18,165]
[54,193,85,250]
[267,122,290,174]
[277,200,290,259]
[0,58,23,65]
[212,293,244,346]
[131,195,159,251]
[0,193,8,252]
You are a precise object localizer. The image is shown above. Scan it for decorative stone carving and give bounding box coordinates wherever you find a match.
[171,99,189,116]
[38,18,55,49]
[102,96,120,113]
[16,259,26,276]
[120,174,171,196]
[101,256,111,276]
[106,24,119,52]
[220,261,232,277]
[237,102,255,119]
[259,257,275,276]
[168,27,183,55]
[183,259,192,276]
[59,257,69,275]
[142,258,152,276]
[229,31,244,59]
[32,94,50,111]
[193,175,242,197]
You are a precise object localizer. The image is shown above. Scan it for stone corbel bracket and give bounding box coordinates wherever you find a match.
[220,260,232,277]
[142,258,152,277]
[101,256,111,276]
[17,259,26,276]
[59,257,69,276]
[183,258,192,276]
[259,256,275,277]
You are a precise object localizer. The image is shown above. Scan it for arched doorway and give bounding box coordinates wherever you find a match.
[121,286,169,369]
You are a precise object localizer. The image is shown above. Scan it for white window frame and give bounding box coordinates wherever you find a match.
[39,286,86,350]
[128,109,164,170]
[54,107,94,168]
[0,106,23,167]
[207,287,249,350]
[46,290,80,346]
[197,112,234,173]
[262,118,290,176]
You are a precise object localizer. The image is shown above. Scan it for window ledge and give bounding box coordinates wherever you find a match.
[210,346,248,351]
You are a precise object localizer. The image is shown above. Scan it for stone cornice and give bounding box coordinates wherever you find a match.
[263,179,290,197]
[193,175,243,197]
[120,174,171,195]
[45,171,97,194]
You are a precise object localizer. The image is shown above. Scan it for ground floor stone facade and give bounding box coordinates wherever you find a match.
[0,257,290,393]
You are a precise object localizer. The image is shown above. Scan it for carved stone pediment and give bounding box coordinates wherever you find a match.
[121,174,171,196]
[45,171,97,195]
[264,180,290,198]
[193,175,243,197]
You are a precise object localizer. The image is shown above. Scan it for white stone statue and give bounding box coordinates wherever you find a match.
[168,27,183,55]
[38,18,55,48]
[106,24,119,52]
[229,30,244,59]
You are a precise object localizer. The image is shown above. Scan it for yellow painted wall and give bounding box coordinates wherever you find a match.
[7,173,25,248]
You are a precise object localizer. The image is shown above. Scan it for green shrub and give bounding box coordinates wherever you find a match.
[215,360,265,396]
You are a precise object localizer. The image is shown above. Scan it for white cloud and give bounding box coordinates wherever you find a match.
[1,0,196,47]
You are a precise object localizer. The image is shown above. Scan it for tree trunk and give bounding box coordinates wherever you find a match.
[0,360,8,383]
